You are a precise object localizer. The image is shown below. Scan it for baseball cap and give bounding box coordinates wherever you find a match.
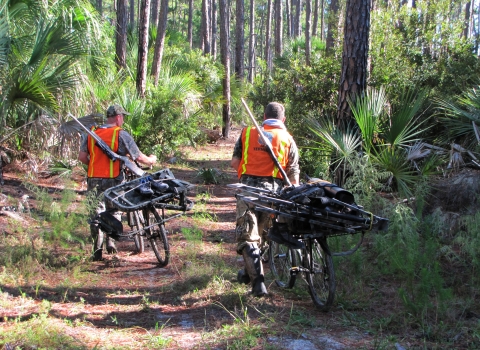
[106,104,130,118]
[265,102,285,120]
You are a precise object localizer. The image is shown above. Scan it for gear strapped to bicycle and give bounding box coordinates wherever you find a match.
[93,168,194,267]
[229,178,388,311]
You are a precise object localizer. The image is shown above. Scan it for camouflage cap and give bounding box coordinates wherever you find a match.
[264,102,285,120]
[106,104,130,118]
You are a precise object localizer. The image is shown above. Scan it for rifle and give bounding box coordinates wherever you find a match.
[240,98,292,187]
[68,113,146,177]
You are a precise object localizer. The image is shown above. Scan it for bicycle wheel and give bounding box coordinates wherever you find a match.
[144,206,170,267]
[303,238,336,311]
[130,210,145,254]
[269,241,297,288]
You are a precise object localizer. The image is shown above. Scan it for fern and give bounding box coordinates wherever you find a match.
[454,212,480,270]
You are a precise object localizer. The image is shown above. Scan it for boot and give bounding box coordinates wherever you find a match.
[137,179,154,196]
[242,243,268,297]
[237,269,250,284]
[97,211,123,241]
[90,222,104,261]
[147,177,169,193]
[106,236,117,254]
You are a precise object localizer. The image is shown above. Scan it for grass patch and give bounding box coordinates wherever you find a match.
[0,313,87,349]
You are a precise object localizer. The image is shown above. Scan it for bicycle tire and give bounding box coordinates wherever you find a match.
[269,241,297,288]
[144,206,170,267]
[303,238,336,311]
[131,210,145,254]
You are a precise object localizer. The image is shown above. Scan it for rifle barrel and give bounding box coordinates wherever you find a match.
[240,98,292,187]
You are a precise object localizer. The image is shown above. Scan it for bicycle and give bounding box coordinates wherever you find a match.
[102,168,194,267]
[229,179,388,311]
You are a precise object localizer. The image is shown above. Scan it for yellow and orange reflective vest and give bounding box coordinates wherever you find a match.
[237,125,292,180]
[87,126,122,178]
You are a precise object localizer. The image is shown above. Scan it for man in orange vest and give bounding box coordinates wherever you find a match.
[231,102,300,296]
[79,104,157,261]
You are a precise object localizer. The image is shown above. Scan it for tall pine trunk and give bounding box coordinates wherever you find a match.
[274,0,283,57]
[219,0,231,137]
[305,0,311,65]
[116,0,128,70]
[130,0,135,25]
[212,0,218,59]
[235,0,245,79]
[248,0,256,83]
[326,0,339,53]
[286,0,291,37]
[136,0,151,98]
[201,0,211,54]
[312,0,318,36]
[295,0,301,37]
[265,0,273,73]
[337,0,371,125]
[188,0,193,48]
[151,0,159,27]
[151,0,169,85]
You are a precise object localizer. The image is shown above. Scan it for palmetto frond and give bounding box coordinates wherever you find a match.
[0,0,103,128]
[0,1,9,67]
[58,114,104,139]
[435,86,480,147]
[373,148,417,198]
[307,116,362,168]
[382,88,429,149]
[349,86,387,154]
[157,67,201,107]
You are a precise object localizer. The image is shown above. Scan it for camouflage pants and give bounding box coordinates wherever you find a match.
[235,176,283,254]
[87,178,122,216]
[87,178,123,252]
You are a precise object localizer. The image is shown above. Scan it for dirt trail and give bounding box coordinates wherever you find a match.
[1,128,461,349]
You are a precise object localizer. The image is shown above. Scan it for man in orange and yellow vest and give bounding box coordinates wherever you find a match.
[79,104,157,261]
[231,102,300,296]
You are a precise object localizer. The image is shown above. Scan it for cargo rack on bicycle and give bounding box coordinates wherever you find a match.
[228,179,389,239]
[104,168,194,212]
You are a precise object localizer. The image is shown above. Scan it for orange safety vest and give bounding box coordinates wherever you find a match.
[87,126,122,178]
[237,125,292,180]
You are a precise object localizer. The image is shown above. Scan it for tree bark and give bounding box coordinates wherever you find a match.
[151,0,169,85]
[130,0,135,26]
[235,0,245,79]
[212,0,218,59]
[286,0,291,38]
[337,0,371,126]
[116,0,128,70]
[265,0,273,73]
[274,0,283,56]
[136,0,151,98]
[295,0,301,37]
[202,0,211,54]
[305,0,311,65]
[188,0,193,49]
[151,0,159,27]
[312,0,318,36]
[248,0,256,83]
[219,0,231,137]
[320,0,324,39]
[464,1,471,39]
[326,0,339,53]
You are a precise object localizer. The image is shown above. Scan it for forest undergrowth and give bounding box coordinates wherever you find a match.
[0,138,479,350]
